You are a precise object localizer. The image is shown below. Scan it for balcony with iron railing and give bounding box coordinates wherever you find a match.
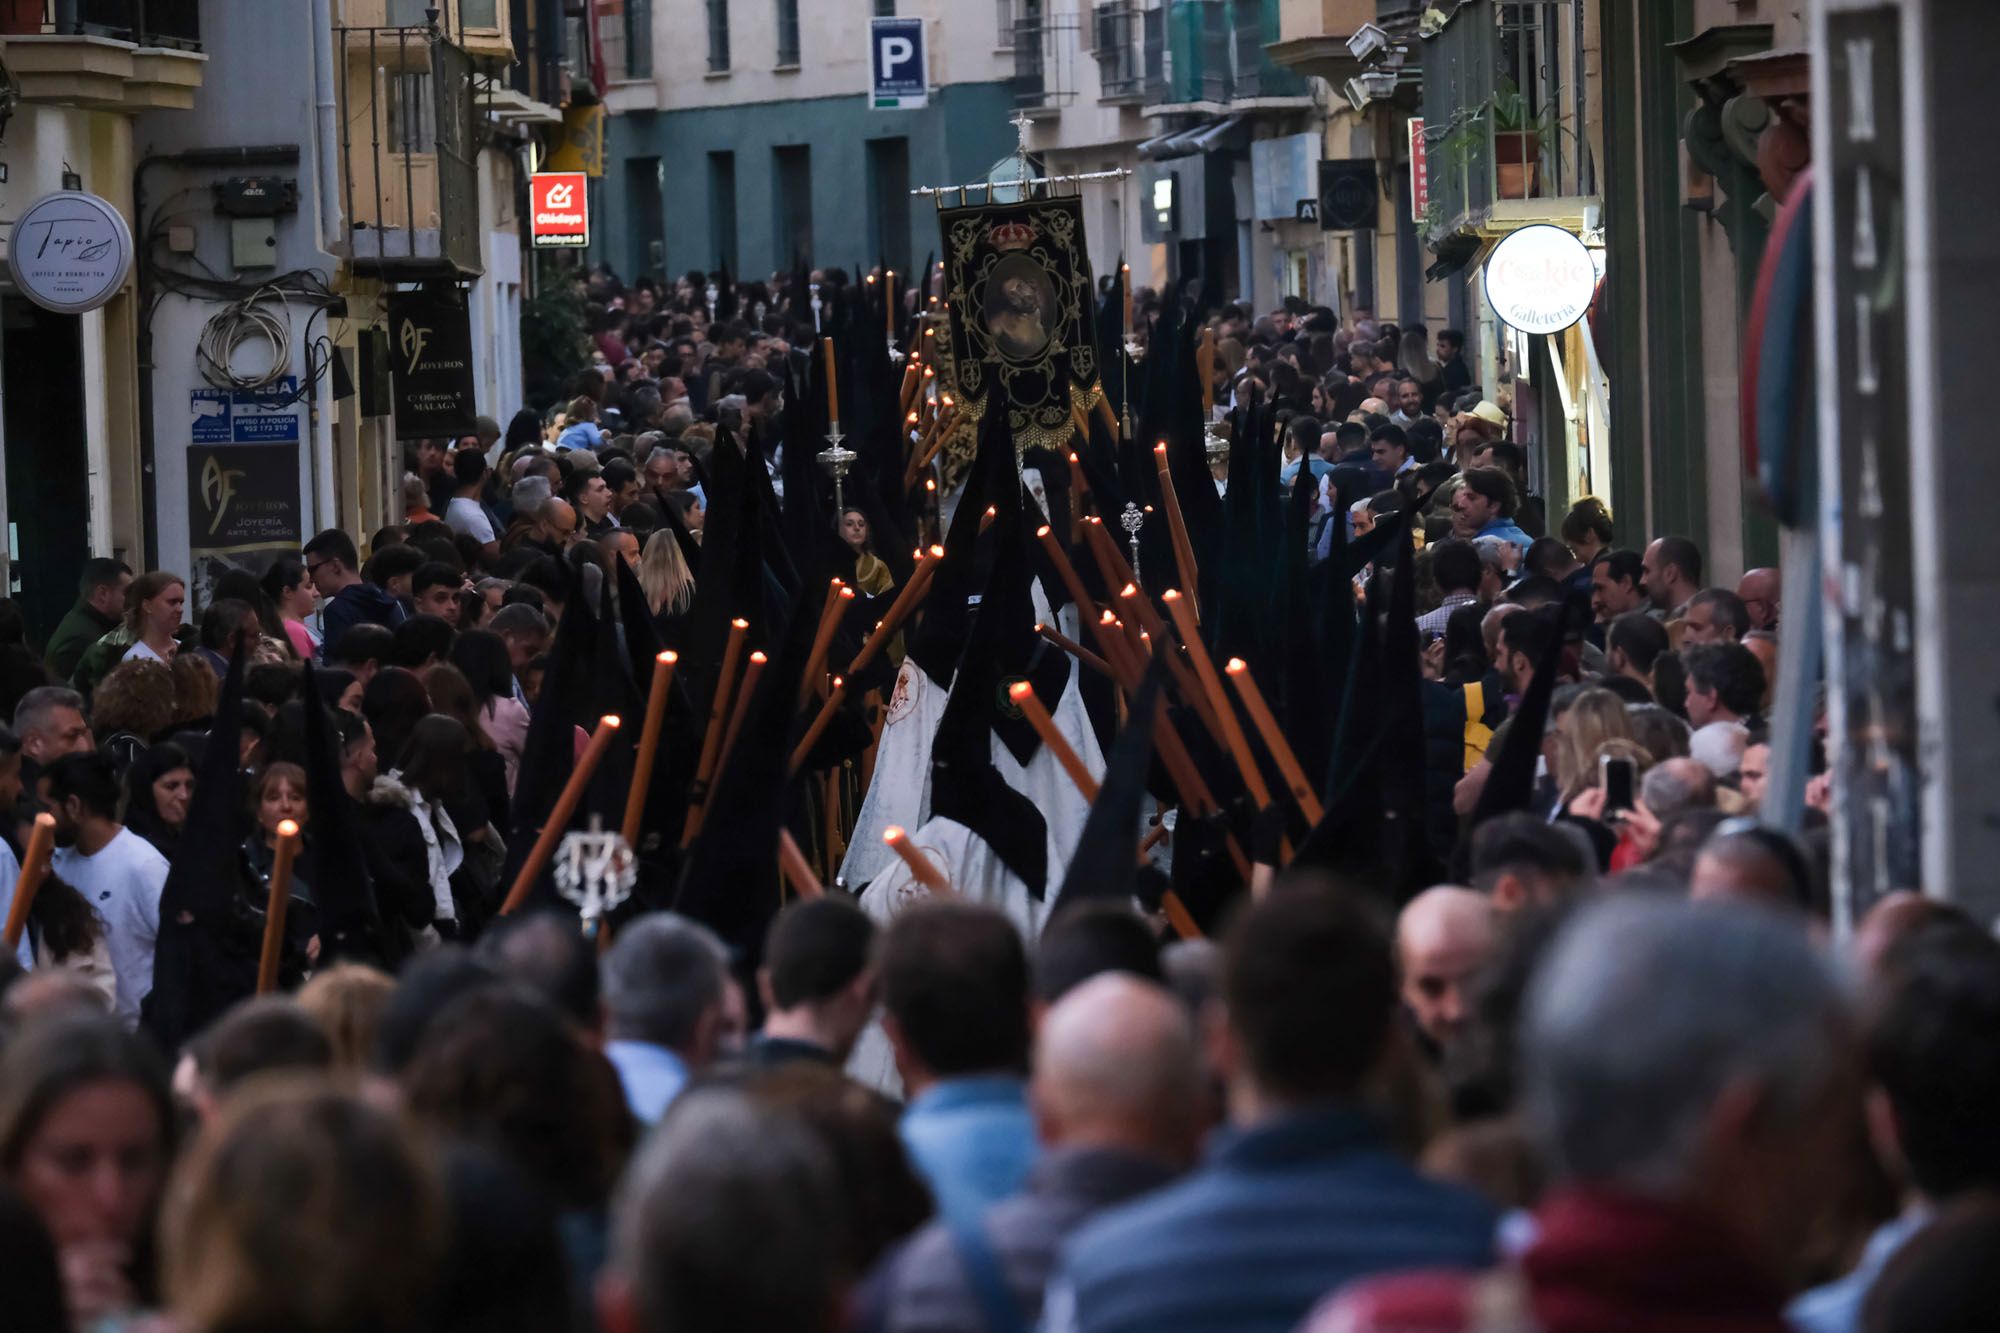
[0,0,205,109]
[336,24,484,278]
[1007,4,1080,111]
[1147,0,1309,113]
[1419,0,1597,246]
[1093,0,1151,103]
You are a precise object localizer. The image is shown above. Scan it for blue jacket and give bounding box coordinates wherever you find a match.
[899,1075,1040,1226]
[1047,1106,1496,1333]
[319,581,406,656]
[1475,517,1534,550]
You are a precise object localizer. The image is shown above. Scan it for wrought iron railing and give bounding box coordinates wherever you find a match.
[1419,0,1594,238]
[38,0,201,48]
[336,24,483,277]
[1153,0,1302,106]
[1010,10,1078,109]
[1094,0,1147,101]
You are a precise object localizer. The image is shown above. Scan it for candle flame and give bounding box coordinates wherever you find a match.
[1225,657,1247,673]
[602,715,623,728]
[658,650,676,663]
[883,826,906,844]
[1008,681,1033,701]
[749,651,768,664]
[277,819,300,838]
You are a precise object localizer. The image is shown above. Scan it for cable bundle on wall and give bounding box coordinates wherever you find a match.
[195,286,297,392]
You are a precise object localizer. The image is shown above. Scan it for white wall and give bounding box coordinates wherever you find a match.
[133,0,342,589]
[644,0,1012,108]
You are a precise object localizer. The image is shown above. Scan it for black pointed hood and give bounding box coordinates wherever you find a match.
[297,656,378,958]
[1051,661,1163,911]
[144,640,249,1049]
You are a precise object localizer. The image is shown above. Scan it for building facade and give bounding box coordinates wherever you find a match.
[20,0,580,620]
[0,2,206,640]
[594,0,1020,284]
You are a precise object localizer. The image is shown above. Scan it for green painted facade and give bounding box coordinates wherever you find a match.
[597,81,1019,285]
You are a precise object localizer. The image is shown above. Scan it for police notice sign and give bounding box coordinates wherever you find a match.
[530,172,590,248]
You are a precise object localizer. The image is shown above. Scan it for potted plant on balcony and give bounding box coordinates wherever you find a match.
[1488,77,1546,199]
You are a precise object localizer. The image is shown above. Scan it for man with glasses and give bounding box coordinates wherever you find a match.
[302,528,407,659]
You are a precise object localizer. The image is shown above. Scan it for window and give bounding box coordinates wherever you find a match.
[460,0,499,28]
[387,0,428,26]
[775,0,800,66]
[385,69,437,153]
[874,0,896,12]
[707,0,730,71]
[625,0,653,78]
[996,0,1013,47]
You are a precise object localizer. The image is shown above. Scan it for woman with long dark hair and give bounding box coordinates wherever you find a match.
[0,1017,175,1326]
[125,742,195,860]
[384,715,471,940]
[361,667,431,781]
[449,631,528,797]
[260,556,320,660]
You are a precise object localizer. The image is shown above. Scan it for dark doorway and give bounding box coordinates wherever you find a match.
[773,144,813,270]
[626,155,664,280]
[2,296,90,646]
[866,137,912,279]
[707,150,738,274]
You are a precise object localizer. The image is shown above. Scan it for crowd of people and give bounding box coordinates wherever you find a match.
[0,263,1975,1333]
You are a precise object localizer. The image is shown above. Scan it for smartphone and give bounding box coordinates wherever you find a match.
[1601,754,1636,816]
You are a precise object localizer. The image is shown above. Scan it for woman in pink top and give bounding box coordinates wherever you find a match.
[448,628,530,796]
[261,557,320,661]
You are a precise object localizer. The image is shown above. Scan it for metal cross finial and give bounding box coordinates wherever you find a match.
[1120,502,1145,585]
[1012,109,1034,160]
[552,815,636,939]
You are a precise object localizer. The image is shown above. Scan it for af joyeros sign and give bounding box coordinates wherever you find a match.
[530,172,590,248]
[1482,224,1598,336]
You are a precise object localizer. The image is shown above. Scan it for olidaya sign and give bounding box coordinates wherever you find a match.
[7,190,135,314]
[530,172,589,248]
[1482,224,1597,336]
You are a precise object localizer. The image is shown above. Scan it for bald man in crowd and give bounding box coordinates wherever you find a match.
[861,974,1204,1331]
[1736,567,1780,631]
[1396,888,1497,1053]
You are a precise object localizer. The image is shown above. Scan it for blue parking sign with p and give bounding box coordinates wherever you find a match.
[871,17,926,109]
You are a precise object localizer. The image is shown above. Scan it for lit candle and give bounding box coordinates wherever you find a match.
[1121,263,1133,337]
[886,269,896,338]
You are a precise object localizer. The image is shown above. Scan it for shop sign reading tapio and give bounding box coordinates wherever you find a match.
[1483,224,1597,336]
[530,173,590,248]
[7,191,135,314]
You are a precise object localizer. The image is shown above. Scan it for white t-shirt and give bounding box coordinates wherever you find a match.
[123,639,170,665]
[445,496,496,544]
[52,828,168,1029]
